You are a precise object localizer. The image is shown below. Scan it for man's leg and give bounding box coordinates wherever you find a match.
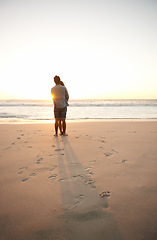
[54,119,59,136]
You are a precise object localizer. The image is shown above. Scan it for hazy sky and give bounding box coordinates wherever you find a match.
[0,0,157,100]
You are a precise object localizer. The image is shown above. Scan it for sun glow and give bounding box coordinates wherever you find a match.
[51,93,54,100]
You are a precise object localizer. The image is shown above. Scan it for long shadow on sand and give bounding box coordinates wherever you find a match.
[55,137,123,240]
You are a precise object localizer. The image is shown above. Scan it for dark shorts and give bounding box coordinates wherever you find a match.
[54,107,67,119]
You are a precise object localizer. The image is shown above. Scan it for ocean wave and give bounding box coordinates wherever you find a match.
[0,113,28,119]
[0,99,157,108]
[0,99,157,122]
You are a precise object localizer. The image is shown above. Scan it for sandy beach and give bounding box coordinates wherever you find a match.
[0,121,157,240]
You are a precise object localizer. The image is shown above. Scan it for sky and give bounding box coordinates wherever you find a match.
[0,0,157,100]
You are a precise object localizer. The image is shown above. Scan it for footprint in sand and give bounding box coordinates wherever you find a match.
[85,179,96,189]
[104,153,113,157]
[58,178,65,182]
[19,166,28,170]
[87,171,93,176]
[4,147,11,150]
[21,172,36,182]
[104,150,118,157]
[99,191,110,209]
[49,152,64,156]
[89,160,97,163]
[85,167,93,176]
[84,167,92,170]
[122,159,127,163]
[22,177,30,182]
[48,174,57,180]
[73,174,83,179]
[55,148,64,152]
[17,166,28,175]
[100,191,110,198]
[29,173,36,176]
[50,167,56,171]
[111,149,118,154]
[36,158,43,164]
[85,179,95,185]
[116,159,127,164]
[69,194,85,210]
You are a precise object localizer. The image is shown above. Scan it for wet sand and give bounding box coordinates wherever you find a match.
[0,121,157,240]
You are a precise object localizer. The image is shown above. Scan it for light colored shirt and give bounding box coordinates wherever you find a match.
[51,84,69,109]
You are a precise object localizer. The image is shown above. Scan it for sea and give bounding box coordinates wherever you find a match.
[0,99,157,123]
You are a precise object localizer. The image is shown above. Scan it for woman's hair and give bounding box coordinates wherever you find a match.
[60,81,65,86]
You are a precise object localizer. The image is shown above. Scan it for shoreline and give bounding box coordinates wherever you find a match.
[0,118,157,124]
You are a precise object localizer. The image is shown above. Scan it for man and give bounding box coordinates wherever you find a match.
[51,75,69,136]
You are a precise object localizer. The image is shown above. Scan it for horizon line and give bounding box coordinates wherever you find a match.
[0,98,157,101]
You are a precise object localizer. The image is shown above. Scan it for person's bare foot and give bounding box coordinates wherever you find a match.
[54,134,58,137]
[63,133,68,136]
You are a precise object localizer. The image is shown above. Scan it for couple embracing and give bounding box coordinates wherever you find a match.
[51,75,69,137]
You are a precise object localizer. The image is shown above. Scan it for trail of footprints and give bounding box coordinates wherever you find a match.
[17,145,63,182]
[104,149,127,164]
[5,129,52,152]
[17,143,127,188]
[4,131,33,151]
[17,166,37,182]
[16,133,128,211]
[17,155,59,182]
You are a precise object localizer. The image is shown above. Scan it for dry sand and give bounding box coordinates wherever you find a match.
[0,121,157,240]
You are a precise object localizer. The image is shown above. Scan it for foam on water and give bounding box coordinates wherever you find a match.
[0,99,157,123]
